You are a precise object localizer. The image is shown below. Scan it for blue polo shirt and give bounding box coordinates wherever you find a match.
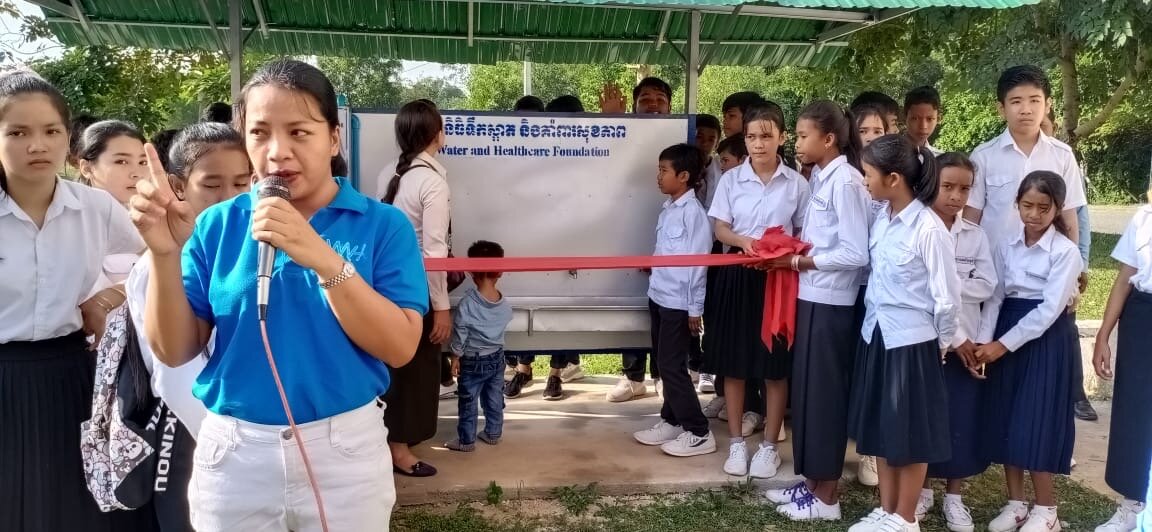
[182,177,429,425]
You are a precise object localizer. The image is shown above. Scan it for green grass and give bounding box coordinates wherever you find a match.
[1081,232,1122,320]
[393,468,1116,531]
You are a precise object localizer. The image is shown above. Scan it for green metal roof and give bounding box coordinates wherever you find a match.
[38,0,1036,67]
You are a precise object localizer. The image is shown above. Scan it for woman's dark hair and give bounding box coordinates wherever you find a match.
[68,113,100,163]
[1016,170,1069,236]
[235,58,344,178]
[202,102,233,124]
[850,91,900,120]
[854,104,888,132]
[799,100,864,171]
[545,95,584,113]
[514,95,545,112]
[167,122,247,183]
[742,102,786,135]
[0,71,71,193]
[659,143,705,193]
[716,135,747,160]
[149,128,181,174]
[936,151,977,176]
[383,99,443,204]
[862,134,939,205]
[77,120,145,184]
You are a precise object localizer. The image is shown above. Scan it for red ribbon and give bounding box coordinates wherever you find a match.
[423,226,810,348]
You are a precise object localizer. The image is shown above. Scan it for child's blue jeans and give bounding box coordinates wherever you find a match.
[457,351,505,444]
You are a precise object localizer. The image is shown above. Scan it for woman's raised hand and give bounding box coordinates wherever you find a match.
[128,143,196,256]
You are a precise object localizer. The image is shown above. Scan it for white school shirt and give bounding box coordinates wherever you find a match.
[648,189,713,316]
[862,200,960,349]
[698,157,724,211]
[948,215,998,348]
[385,152,451,311]
[976,225,1081,350]
[799,155,871,306]
[127,255,211,438]
[707,157,810,239]
[1111,205,1152,294]
[0,179,143,343]
[967,129,1088,251]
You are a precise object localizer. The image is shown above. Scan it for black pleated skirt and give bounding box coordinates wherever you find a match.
[383,308,441,446]
[927,352,989,480]
[0,331,157,532]
[848,326,951,467]
[1105,290,1152,500]
[979,298,1076,475]
[791,299,857,480]
[701,260,791,381]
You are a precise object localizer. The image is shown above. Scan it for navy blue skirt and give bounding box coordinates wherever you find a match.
[848,326,951,467]
[701,259,791,381]
[979,298,1076,474]
[927,352,989,479]
[1105,290,1152,500]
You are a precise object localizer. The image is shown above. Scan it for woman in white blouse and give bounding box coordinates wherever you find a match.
[380,99,451,477]
[0,72,145,531]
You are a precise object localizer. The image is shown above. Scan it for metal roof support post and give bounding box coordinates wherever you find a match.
[229,0,243,102]
[523,51,533,96]
[684,10,700,115]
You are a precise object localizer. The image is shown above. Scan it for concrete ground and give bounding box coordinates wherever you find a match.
[1088,204,1140,235]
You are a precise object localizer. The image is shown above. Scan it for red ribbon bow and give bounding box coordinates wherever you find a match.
[750,226,813,349]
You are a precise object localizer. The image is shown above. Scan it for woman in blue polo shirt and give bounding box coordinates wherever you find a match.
[129,59,428,532]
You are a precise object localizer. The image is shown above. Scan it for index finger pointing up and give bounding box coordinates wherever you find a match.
[143,142,173,194]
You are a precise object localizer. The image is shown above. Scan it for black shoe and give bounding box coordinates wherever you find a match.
[1074,400,1098,421]
[543,375,563,401]
[504,371,530,398]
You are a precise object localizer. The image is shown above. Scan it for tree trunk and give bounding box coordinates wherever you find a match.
[1057,32,1081,148]
[1072,44,1149,145]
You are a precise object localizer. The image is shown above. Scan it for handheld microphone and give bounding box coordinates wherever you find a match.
[256,176,291,321]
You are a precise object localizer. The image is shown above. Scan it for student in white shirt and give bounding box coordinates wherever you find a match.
[764,100,870,522]
[0,71,145,532]
[919,152,997,532]
[1091,197,1152,532]
[705,103,810,479]
[975,171,1081,532]
[633,143,716,458]
[694,114,722,211]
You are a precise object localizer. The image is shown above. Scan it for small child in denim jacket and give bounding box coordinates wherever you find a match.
[446,240,513,452]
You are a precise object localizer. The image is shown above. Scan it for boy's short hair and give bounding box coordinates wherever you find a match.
[514,95,545,112]
[997,65,1051,102]
[851,91,900,118]
[904,86,941,112]
[716,135,747,159]
[545,95,584,113]
[201,102,233,124]
[722,91,764,114]
[696,114,721,133]
[659,143,704,184]
[468,240,505,259]
[633,77,672,101]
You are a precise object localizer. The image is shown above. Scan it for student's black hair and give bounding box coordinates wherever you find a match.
[659,143,705,193]
[853,104,889,132]
[166,122,247,184]
[78,119,146,167]
[742,103,786,135]
[904,86,941,113]
[696,114,721,134]
[1016,170,1069,236]
[235,58,345,178]
[799,100,864,171]
[632,77,672,102]
[149,128,181,174]
[0,72,70,193]
[722,91,765,114]
[201,102,233,124]
[850,91,900,119]
[862,134,940,205]
[383,99,443,204]
[716,135,747,160]
[514,95,545,112]
[68,113,100,163]
[545,95,585,113]
[936,151,977,177]
[997,65,1052,103]
[467,239,505,258]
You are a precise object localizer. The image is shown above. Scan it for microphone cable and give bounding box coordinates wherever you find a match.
[259,317,331,532]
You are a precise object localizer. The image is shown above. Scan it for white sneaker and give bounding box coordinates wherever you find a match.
[764,481,809,504]
[723,440,748,476]
[943,496,976,532]
[848,508,890,532]
[606,378,646,402]
[875,513,921,531]
[702,396,725,418]
[740,411,763,437]
[1020,506,1060,532]
[776,492,842,521]
[438,382,457,399]
[697,373,716,393]
[748,443,781,478]
[988,501,1030,532]
[1095,499,1144,532]
[633,421,682,446]
[689,369,700,384]
[858,455,879,486]
[916,489,934,521]
[660,430,717,457]
[559,363,585,383]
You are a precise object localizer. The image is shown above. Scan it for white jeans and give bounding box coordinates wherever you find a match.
[189,400,395,532]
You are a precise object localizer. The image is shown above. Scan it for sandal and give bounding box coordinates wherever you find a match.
[393,461,437,477]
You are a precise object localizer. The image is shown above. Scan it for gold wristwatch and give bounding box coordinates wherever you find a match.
[320,261,356,289]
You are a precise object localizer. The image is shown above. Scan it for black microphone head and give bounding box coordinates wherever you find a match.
[259,176,292,200]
